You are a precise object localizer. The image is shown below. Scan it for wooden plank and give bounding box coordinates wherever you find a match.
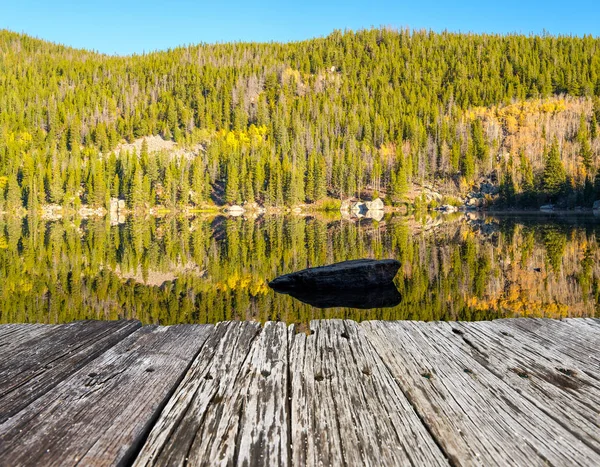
[0,320,141,423]
[564,318,600,331]
[134,320,262,466]
[290,319,447,466]
[563,318,600,340]
[497,318,600,375]
[288,322,344,466]
[454,320,600,453]
[362,320,600,466]
[0,324,213,466]
[230,321,289,466]
[0,324,53,352]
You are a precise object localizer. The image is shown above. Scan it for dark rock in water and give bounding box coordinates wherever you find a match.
[268,259,401,291]
[279,284,401,309]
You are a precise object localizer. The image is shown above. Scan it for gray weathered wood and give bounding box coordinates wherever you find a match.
[0,320,141,423]
[290,319,448,466]
[454,320,600,453]
[0,324,53,352]
[564,318,600,333]
[1,318,598,466]
[362,320,600,466]
[134,320,262,466]
[0,324,213,466]
[289,322,343,466]
[230,321,289,466]
[497,318,600,377]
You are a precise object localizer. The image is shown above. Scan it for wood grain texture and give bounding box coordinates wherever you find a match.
[290,319,448,466]
[0,320,141,423]
[0,318,598,466]
[134,320,263,466]
[498,318,600,377]
[0,324,212,466]
[0,323,53,352]
[454,320,600,454]
[362,320,600,466]
[231,321,289,467]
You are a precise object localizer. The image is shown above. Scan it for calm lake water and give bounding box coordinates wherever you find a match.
[1,212,599,326]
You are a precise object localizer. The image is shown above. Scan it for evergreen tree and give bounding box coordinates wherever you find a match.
[461,144,475,182]
[0,29,599,209]
[128,163,144,210]
[5,176,22,210]
[581,138,593,173]
[225,158,240,204]
[391,161,409,202]
[542,140,566,200]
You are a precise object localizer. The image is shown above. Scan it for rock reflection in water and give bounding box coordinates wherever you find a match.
[1,212,600,325]
[272,284,402,309]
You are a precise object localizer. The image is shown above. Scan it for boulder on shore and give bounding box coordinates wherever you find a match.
[365,198,384,211]
[351,202,367,214]
[268,259,401,291]
[436,204,458,213]
[364,209,384,221]
[225,205,245,216]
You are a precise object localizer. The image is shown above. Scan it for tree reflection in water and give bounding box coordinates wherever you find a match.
[0,213,598,325]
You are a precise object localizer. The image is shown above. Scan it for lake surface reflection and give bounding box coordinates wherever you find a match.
[1,212,599,326]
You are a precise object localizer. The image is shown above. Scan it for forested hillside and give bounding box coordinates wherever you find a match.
[1,28,600,211]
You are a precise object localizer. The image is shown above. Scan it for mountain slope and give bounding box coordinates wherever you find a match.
[1,28,599,211]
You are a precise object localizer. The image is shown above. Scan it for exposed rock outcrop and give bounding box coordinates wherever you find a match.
[345,198,384,219]
[109,198,127,225]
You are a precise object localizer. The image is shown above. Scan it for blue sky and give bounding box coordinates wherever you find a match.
[1,0,599,55]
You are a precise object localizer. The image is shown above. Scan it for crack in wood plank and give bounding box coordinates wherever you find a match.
[1,318,599,466]
[0,324,212,466]
[362,320,600,466]
[0,320,141,423]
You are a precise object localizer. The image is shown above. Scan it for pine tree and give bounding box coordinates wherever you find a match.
[111,174,120,198]
[140,138,149,165]
[305,152,316,202]
[391,161,408,202]
[5,176,22,210]
[542,140,566,200]
[581,138,593,173]
[314,157,327,201]
[128,163,143,210]
[253,155,266,202]
[471,120,489,165]
[461,144,475,182]
[500,171,516,205]
[450,141,460,173]
[225,158,240,204]
[191,159,207,205]
[519,150,534,194]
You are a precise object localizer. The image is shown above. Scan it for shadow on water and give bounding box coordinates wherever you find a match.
[271,284,402,309]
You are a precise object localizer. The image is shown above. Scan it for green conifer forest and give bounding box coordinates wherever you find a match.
[1,28,600,211]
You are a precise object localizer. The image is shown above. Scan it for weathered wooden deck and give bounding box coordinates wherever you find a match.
[0,318,599,466]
